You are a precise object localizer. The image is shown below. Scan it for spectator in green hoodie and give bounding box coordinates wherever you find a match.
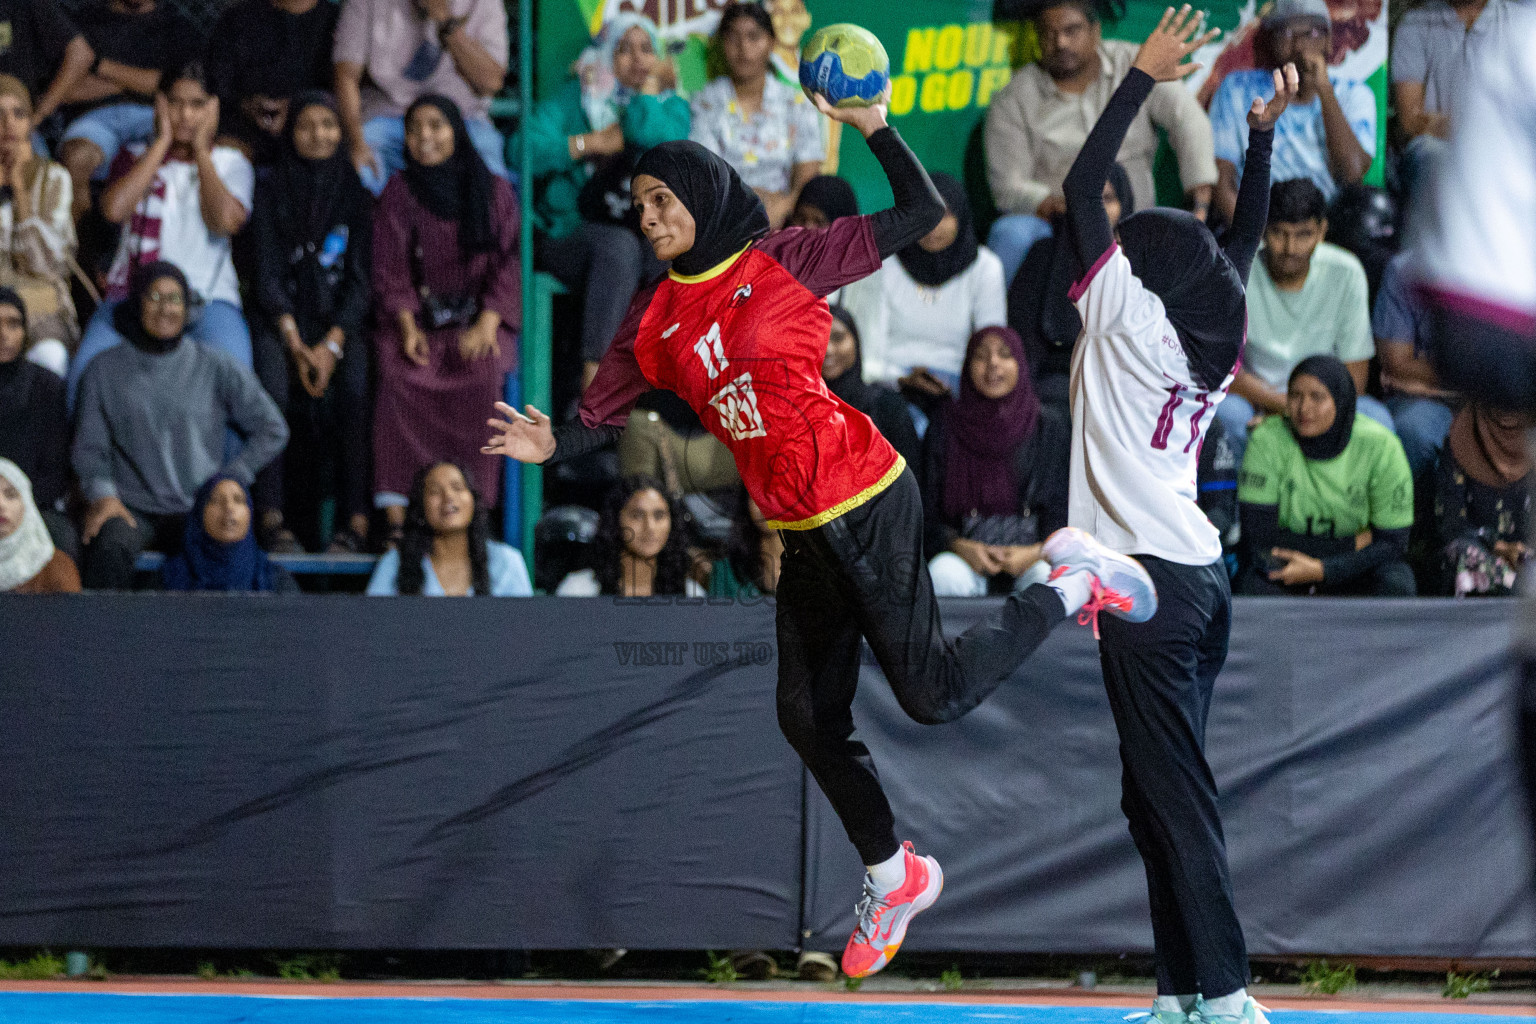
[510,14,689,389]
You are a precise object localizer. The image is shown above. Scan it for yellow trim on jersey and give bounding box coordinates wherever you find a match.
[667,245,752,285]
[765,455,906,532]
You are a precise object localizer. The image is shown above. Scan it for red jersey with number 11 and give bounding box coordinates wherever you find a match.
[579,217,902,530]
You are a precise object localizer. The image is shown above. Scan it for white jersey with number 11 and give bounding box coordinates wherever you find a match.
[1067,245,1233,566]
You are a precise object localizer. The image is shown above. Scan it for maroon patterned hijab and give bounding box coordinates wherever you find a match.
[942,326,1040,520]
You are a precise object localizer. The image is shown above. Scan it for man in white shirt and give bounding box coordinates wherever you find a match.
[983,0,1217,283]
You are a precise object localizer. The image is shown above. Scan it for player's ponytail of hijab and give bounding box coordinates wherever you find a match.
[1117,208,1246,393]
[633,140,770,277]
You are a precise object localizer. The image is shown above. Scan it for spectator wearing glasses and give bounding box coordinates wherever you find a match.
[1208,0,1375,224]
[72,262,286,590]
[68,58,255,410]
[983,0,1216,283]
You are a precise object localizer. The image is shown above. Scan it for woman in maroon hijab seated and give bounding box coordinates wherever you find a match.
[371,94,519,542]
[919,325,1069,597]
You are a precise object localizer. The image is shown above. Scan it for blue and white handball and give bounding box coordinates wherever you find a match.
[798,23,890,109]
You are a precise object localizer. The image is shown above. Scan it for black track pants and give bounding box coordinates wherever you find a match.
[774,468,1067,864]
[1098,556,1249,999]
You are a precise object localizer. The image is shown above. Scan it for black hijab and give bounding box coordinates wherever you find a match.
[113,261,191,355]
[1287,355,1357,462]
[824,305,871,410]
[796,175,859,223]
[1117,208,1246,392]
[897,172,978,288]
[403,94,496,253]
[1013,163,1136,365]
[273,90,368,248]
[633,139,769,277]
[0,286,26,389]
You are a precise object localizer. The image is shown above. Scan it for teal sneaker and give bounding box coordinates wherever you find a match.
[1125,1009,1196,1024]
[1194,997,1271,1024]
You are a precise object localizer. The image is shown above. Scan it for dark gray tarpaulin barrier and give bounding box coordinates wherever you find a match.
[0,595,799,949]
[805,599,1536,957]
[2,595,1533,955]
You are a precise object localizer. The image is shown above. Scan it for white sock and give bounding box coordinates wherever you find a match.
[1154,995,1198,1014]
[1204,990,1248,1017]
[865,847,906,892]
[1047,568,1093,616]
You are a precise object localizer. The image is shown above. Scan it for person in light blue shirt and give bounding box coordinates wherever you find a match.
[366,461,531,596]
[1208,0,1375,222]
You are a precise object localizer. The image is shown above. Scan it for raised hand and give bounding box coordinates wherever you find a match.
[1248,63,1300,131]
[1132,5,1221,83]
[807,84,890,139]
[483,402,557,464]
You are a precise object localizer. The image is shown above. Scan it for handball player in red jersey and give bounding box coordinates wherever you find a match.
[484,87,1157,977]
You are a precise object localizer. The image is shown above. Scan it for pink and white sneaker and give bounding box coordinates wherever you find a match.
[840,841,943,978]
[1043,527,1158,636]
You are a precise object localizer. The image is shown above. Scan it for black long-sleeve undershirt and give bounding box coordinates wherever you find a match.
[547,125,944,464]
[1239,501,1409,586]
[1062,68,1273,282]
[866,126,947,259]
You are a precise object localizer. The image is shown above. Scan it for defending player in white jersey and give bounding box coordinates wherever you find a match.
[1048,10,1298,1024]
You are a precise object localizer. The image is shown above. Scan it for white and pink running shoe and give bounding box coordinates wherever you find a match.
[840,841,943,979]
[1043,526,1158,636]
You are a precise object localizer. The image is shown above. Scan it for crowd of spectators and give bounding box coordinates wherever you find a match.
[0,0,1528,600]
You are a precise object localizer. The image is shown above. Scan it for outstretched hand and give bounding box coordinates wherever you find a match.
[1132,5,1221,83]
[1248,63,1300,131]
[483,401,557,464]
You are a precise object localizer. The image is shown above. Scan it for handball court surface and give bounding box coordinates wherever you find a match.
[2,981,1533,1023]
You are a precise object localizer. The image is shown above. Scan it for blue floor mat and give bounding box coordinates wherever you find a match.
[0,995,1528,1024]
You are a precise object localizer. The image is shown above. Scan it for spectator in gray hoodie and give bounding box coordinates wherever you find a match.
[73,261,288,589]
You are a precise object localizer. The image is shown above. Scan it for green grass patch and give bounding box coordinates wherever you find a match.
[0,952,66,980]
[1300,959,1357,995]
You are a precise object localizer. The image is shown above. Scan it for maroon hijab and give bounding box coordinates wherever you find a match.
[942,326,1040,520]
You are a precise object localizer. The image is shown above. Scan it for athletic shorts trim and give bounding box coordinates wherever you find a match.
[766,454,906,531]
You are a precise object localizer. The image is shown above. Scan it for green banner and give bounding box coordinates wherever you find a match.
[535,0,1387,216]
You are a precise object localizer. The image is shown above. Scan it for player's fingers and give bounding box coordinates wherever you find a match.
[1173,60,1204,79]
[1250,96,1266,117]
[1172,4,1194,35]
[1178,7,1204,40]
[493,401,520,418]
[1190,25,1220,50]
[528,404,551,425]
[1154,6,1176,35]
